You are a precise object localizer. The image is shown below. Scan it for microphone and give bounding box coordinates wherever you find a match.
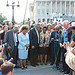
[4,58,13,63]
[8,58,13,62]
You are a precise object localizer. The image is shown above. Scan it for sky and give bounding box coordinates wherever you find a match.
[0,0,34,23]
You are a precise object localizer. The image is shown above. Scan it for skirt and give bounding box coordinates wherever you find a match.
[18,49,28,59]
[39,47,48,55]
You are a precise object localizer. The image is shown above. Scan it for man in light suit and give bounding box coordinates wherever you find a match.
[4,27,19,67]
[29,24,40,67]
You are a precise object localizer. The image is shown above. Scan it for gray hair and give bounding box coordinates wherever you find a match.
[13,26,19,30]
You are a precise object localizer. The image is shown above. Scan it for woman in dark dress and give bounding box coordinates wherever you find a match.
[1,25,9,43]
[39,27,50,65]
[0,25,9,58]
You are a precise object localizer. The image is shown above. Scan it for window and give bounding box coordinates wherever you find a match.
[38,19,41,23]
[42,2,45,6]
[47,19,50,23]
[38,2,41,6]
[42,9,45,15]
[47,9,49,15]
[47,2,50,6]
[38,9,40,15]
[42,18,45,22]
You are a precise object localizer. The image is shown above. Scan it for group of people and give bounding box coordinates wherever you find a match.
[0,19,75,75]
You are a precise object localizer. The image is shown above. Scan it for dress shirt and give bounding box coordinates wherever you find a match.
[13,33,17,46]
[63,29,68,42]
[35,28,39,44]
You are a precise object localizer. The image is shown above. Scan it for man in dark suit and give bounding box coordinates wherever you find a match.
[4,27,19,67]
[50,25,60,69]
[29,24,40,67]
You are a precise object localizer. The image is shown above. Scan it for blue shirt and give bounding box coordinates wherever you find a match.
[63,29,68,42]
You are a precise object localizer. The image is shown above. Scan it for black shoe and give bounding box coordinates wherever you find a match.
[36,63,39,66]
[31,64,36,67]
[24,66,28,69]
[21,66,25,70]
[14,66,20,68]
[50,63,54,65]
[56,66,60,70]
[45,63,47,65]
[41,63,43,65]
[64,71,70,74]
[60,69,65,72]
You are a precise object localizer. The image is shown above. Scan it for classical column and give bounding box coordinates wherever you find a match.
[56,1,57,13]
[34,1,37,23]
[69,1,71,15]
[51,1,52,14]
[65,1,66,15]
[60,1,62,14]
[74,1,75,15]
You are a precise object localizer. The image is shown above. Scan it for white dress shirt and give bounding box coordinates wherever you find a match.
[35,28,39,44]
[13,33,17,46]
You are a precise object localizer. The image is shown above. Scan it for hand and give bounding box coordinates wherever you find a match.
[1,47,4,52]
[32,46,34,49]
[64,44,66,49]
[44,45,47,48]
[60,43,63,48]
[41,42,44,45]
[51,38,54,41]
[71,48,75,55]
[64,53,67,57]
[71,41,75,47]
[63,42,67,49]
[8,46,11,50]
[25,45,29,48]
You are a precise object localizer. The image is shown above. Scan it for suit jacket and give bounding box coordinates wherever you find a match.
[29,28,40,48]
[60,29,72,44]
[18,32,29,50]
[50,30,59,41]
[4,30,18,51]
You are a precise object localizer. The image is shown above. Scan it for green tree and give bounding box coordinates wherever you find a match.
[0,13,7,24]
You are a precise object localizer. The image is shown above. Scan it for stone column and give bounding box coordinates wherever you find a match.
[51,1,52,15]
[65,1,66,15]
[60,1,62,14]
[56,1,57,13]
[74,1,75,15]
[34,1,37,23]
[69,1,71,15]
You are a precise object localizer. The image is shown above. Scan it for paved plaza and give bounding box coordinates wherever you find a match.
[13,64,64,75]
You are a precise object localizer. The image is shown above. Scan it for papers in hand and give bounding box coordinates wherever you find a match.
[25,46,27,50]
[25,47,29,50]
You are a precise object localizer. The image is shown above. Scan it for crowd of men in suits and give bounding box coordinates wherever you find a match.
[0,19,75,75]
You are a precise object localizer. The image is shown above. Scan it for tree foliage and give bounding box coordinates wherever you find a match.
[0,13,7,24]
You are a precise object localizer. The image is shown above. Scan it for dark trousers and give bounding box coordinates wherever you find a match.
[50,42,54,64]
[54,41,61,67]
[70,69,73,75]
[62,47,70,71]
[56,48,61,67]
[5,46,18,65]
[13,46,18,65]
[48,44,51,62]
[30,46,39,65]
